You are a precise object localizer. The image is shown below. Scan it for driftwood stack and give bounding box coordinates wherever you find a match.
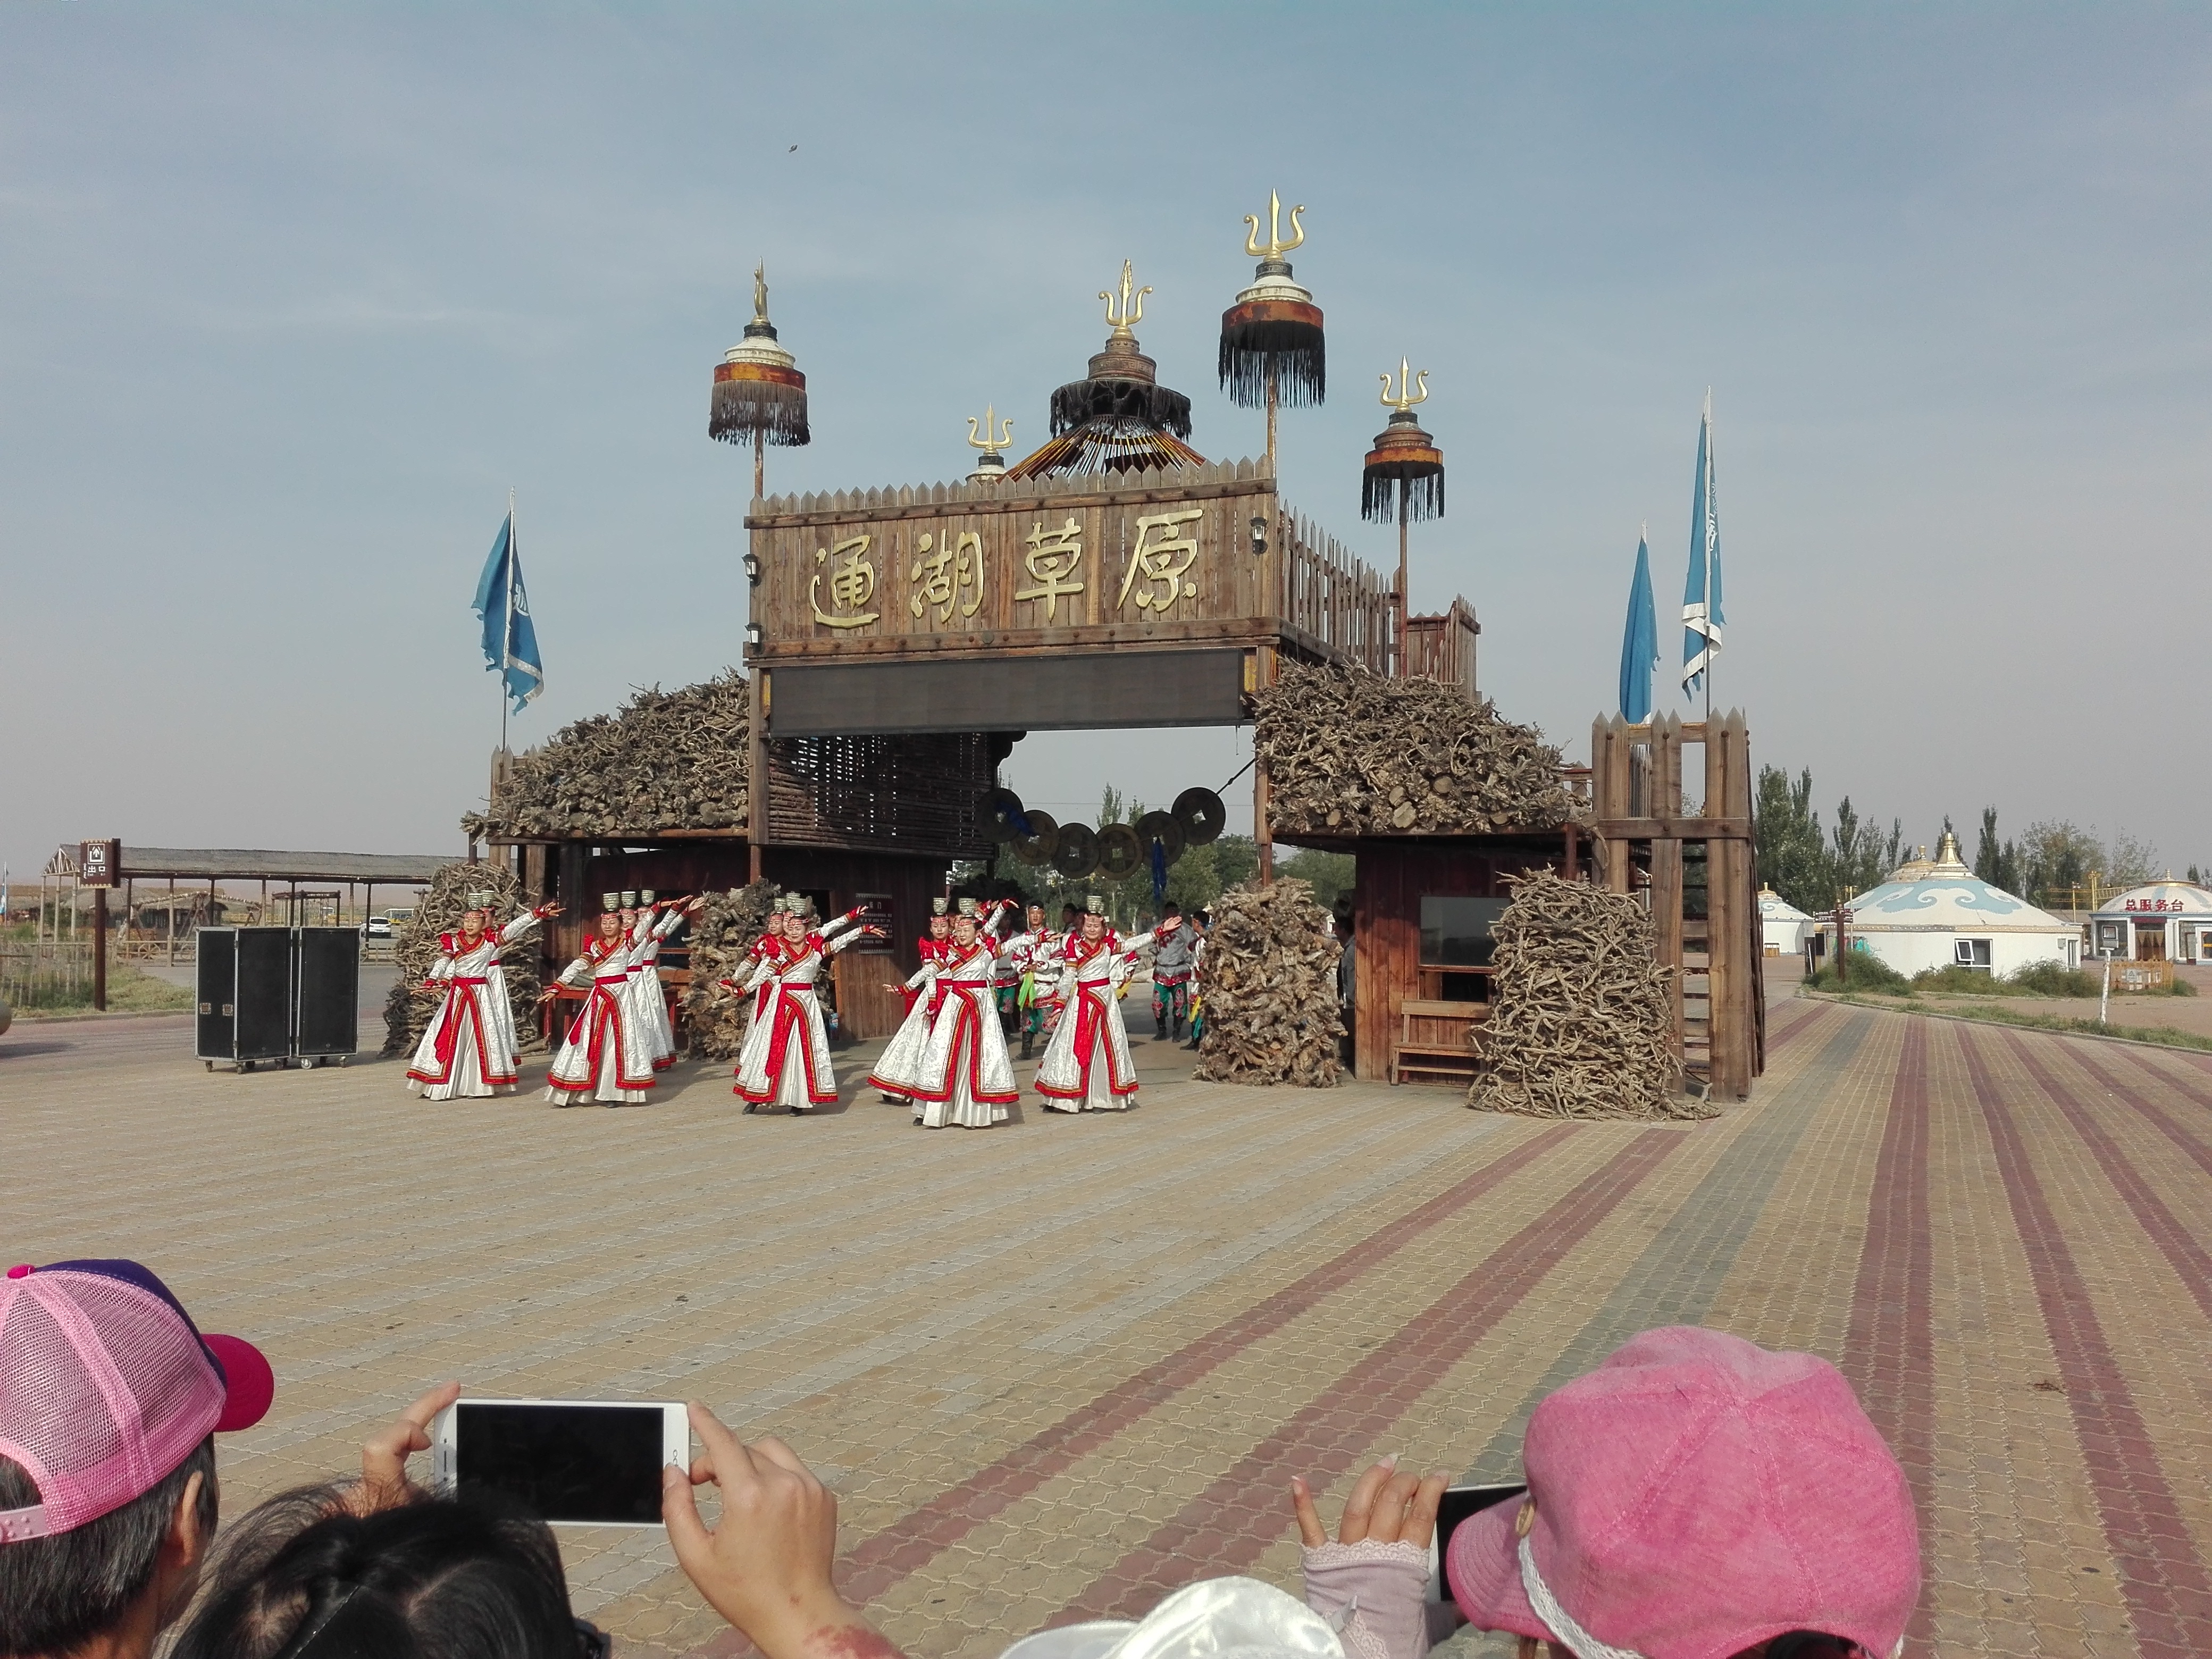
[680,882,783,1059]
[1254,660,1577,835]
[1193,878,1344,1088]
[1468,870,1705,1121]
[464,673,751,841]
[379,862,546,1059]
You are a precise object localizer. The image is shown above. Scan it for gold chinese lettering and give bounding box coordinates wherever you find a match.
[909,530,985,625]
[1117,508,1203,613]
[1015,517,1085,622]
[810,535,880,629]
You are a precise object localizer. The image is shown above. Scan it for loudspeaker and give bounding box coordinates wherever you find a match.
[195,928,237,1061]
[295,928,360,1059]
[234,928,294,1061]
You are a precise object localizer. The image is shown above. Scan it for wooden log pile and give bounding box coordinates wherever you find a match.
[1193,877,1344,1088]
[1255,660,1578,835]
[1468,869,1707,1121]
[464,672,750,841]
[680,881,783,1059]
[379,862,546,1058]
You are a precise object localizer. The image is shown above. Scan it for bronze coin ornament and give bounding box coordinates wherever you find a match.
[1133,809,1186,865]
[985,786,1027,843]
[1095,823,1144,882]
[1009,809,1060,867]
[1051,822,1102,881]
[1171,786,1228,846]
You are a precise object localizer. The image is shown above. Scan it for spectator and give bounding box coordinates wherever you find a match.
[1444,1327,1918,1659]
[0,1259,275,1659]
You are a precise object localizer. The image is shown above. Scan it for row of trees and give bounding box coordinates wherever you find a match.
[1755,766,2166,914]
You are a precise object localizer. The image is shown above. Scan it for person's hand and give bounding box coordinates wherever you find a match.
[686,896,707,915]
[663,1403,904,1659]
[537,988,558,1003]
[539,902,565,918]
[353,1382,460,1514]
[1291,1457,1449,1547]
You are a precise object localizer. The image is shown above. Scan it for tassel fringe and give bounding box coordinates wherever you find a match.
[1361,468,1445,524]
[1218,324,1325,409]
[710,381,810,447]
[1049,379,1193,439]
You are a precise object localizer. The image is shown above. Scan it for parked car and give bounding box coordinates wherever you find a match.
[364,916,393,939]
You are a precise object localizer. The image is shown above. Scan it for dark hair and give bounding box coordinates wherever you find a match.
[0,1436,219,1655]
[1161,902,1180,916]
[172,1486,580,1659]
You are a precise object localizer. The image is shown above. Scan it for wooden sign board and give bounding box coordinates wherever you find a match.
[2110,959,2172,993]
[78,839,121,888]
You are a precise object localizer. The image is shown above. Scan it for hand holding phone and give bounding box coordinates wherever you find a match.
[432,1399,689,1527]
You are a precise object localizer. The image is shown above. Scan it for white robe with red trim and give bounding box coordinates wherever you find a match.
[405,911,544,1100]
[909,926,1019,1129]
[866,940,945,1100]
[1035,931,1143,1111]
[733,916,864,1111]
[543,931,657,1104]
[624,907,684,1069]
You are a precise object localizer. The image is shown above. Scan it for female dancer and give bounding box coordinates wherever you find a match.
[405,891,561,1099]
[908,898,1019,1129]
[867,896,952,1103]
[727,896,884,1113]
[1036,896,1152,1112]
[625,891,703,1069]
[541,895,657,1105]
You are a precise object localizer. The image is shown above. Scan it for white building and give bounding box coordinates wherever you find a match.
[1758,887,1811,956]
[2092,879,2212,964]
[1809,832,2079,978]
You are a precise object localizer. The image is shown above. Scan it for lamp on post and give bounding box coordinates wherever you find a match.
[1249,515,1267,556]
[743,621,764,656]
[742,550,761,585]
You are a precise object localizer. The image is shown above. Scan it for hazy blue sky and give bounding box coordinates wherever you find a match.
[5,5,2208,885]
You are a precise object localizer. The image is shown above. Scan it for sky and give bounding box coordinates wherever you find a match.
[5,4,2210,886]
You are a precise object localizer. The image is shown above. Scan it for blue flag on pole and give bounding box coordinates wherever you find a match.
[1681,390,1723,694]
[1619,532,1657,722]
[472,509,543,714]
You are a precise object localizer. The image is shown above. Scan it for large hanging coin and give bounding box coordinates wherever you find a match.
[1095,823,1143,881]
[1051,822,1101,880]
[1172,786,1228,846]
[985,786,1027,843]
[1133,809,1187,865]
[1009,809,1059,867]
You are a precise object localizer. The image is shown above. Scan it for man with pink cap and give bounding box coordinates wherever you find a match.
[1439,1327,1920,1659]
[0,1259,275,1659]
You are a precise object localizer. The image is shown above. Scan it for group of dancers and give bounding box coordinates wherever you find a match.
[403,885,1204,1129]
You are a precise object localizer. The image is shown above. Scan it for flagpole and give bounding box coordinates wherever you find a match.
[502,487,515,759]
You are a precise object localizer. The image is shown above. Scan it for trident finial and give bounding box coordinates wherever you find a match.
[1101,259,1150,337]
[752,263,770,325]
[1243,190,1306,261]
[1380,358,1429,412]
[966,404,1013,453]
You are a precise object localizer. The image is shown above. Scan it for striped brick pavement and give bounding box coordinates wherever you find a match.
[5,999,2209,1657]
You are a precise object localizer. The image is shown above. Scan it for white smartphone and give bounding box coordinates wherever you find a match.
[430,1398,689,1527]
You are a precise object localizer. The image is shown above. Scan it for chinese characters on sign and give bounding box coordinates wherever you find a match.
[1015,517,1086,622]
[910,531,985,625]
[810,535,881,629]
[2124,898,2192,912]
[1118,509,1203,613]
[77,840,120,888]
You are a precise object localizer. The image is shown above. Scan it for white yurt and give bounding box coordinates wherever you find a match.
[1809,832,2079,978]
[2093,878,2212,964]
[1758,887,1811,956]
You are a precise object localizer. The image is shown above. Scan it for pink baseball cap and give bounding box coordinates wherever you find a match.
[0,1260,275,1544]
[1446,1327,1918,1659]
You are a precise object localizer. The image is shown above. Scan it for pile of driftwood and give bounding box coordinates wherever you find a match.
[464,673,750,841]
[1193,878,1344,1088]
[1255,661,1577,835]
[1468,870,1705,1121]
[380,862,546,1059]
[680,882,783,1059]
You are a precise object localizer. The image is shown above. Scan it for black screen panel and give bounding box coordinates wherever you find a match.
[233,928,294,1060]
[195,928,236,1060]
[769,650,1246,736]
[295,928,360,1057]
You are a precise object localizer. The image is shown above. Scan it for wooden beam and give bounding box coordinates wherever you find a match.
[1590,816,1753,841]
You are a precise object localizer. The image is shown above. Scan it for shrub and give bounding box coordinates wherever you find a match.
[2002,961,2101,999]
[1807,951,1910,994]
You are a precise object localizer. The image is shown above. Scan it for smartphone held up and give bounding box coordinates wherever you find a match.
[432,1399,689,1527]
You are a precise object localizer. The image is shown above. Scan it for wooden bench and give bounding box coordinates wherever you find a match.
[1392,998,1488,1086]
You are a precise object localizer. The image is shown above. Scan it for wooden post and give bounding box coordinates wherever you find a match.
[167,876,177,966]
[1650,713,1685,1069]
[1705,711,1754,1099]
[91,886,107,1012]
[747,665,770,884]
[1254,645,1276,883]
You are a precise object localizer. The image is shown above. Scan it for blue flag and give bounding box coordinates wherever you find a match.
[1619,532,1657,723]
[1681,391,1723,693]
[472,509,543,714]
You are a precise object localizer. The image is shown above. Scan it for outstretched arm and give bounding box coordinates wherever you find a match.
[827,925,888,957]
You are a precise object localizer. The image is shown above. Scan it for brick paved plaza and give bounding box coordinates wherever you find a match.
[8,998,2212,1658]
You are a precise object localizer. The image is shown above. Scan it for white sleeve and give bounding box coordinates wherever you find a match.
[556,955,592,988]
[499,911,542,944]
[652,907,685,941]
[907,961,938,991]
[826,926,872,956]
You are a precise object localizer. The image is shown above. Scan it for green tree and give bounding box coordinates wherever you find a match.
[1278,849,1355,915]
[2016,820,2099,905]
[1754,766,1826,912]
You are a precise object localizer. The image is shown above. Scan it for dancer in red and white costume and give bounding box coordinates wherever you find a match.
[625,890,702,1069]
[1035,896,1152,1111]
[996,901,1060,1062]
[541,894,657,1105]
[909,898,1019,1129]
[406,890,561,1099]
[867,897,952,1102]
[727,896,884,1113]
